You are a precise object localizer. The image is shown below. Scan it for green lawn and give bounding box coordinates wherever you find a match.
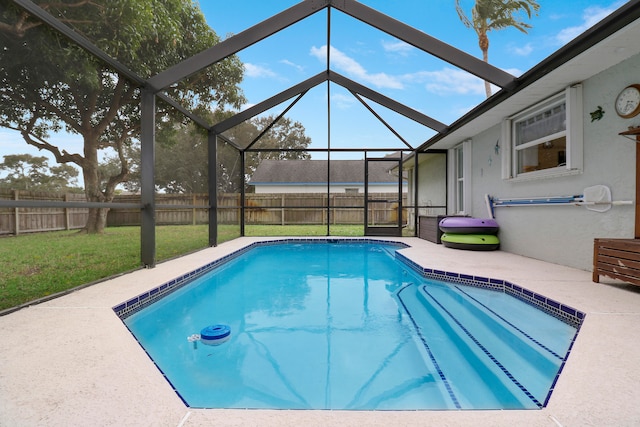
[0,224,370,312]
[0,226,208,312]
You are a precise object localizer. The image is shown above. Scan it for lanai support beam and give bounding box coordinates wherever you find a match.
[147,0,328,91]
[330,71,447,132]
[212,70,446,137]
[140,90,156,267]
[245,92,307,151]
[212,72,326,134]
[350,90,413,149]
[333,0,516,90]
[208,131,218,247]
[157,93,212,130]
[12,0,146,86]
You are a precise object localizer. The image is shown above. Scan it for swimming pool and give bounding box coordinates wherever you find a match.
[115,239,583,410]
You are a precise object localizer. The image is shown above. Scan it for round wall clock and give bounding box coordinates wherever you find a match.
[615,84,640,118]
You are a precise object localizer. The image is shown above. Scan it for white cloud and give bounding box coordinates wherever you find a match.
[308,45,521,99]
[408,66,523,95]
[310,45,404,89]
[403,68,488,96]
[381,39,413,56]
[555,4,619,45]
[279,59,305,73]
[243,63,277,79]
[330,93,356,110]
[509,43,533,57]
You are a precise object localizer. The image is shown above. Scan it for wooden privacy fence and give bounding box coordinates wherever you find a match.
[0,190,407,234]
[107,194,210,226]
[0,190,87,235]
[219,193,407,226]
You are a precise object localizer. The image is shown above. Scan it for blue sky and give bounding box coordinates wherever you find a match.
[0,0,628,171]
[198,0,626,157]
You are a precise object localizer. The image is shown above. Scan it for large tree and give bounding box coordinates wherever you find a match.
[123,115,313,194]
[0,0,245,232]
[244,116,312,186]
[455,0,539,97]
[0,153,80,192]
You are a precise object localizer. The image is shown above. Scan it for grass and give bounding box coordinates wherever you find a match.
[0,226,209,312]
[0,224,369,312]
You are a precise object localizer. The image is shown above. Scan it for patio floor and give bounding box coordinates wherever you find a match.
[1,237,640,426]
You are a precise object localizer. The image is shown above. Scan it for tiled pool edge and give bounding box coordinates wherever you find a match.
[395,251,585,329]
[113,238,585,330]
[113,238,409,319]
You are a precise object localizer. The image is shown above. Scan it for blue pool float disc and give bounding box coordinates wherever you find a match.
[200,324,231,346]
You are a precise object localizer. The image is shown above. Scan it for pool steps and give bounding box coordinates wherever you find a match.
[396,282,570,409]
[397,284,533,409]
[419,284,562,405]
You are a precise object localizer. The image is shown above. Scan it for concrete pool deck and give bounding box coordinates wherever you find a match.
[1,236,640,426]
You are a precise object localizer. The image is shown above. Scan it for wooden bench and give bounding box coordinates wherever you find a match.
[593,238,640,286]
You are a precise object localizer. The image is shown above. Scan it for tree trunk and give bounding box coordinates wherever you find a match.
[82,153,108,233]
[479,31,492,98]
[84,207,110,233]
[81,136,112,234]
[77,123,132,233]
[482,60,492,97]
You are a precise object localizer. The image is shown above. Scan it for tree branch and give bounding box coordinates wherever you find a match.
[0,3,101,37]
[14,118,86,168]
[0,11,43,37]
[21,130,85,168]
[34,97,84,135]
[94,75,126,136]
[104,132,131,198]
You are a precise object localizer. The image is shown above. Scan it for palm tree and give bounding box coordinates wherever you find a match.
[456,0,540,97]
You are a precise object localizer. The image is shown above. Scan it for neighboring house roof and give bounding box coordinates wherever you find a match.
[250,160,405,186]
[420,2,640,151]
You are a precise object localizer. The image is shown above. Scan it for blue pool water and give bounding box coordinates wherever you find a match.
[122,241,581,410]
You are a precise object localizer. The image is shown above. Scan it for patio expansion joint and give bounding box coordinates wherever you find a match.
[586,311,640,315]
[38,306,114,310]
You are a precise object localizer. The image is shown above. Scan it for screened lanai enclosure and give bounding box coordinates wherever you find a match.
[0,0,518,266]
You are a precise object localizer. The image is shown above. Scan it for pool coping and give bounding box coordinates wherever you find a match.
[3,236,640,426]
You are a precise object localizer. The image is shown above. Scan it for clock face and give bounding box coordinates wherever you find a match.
[615,85,640,118]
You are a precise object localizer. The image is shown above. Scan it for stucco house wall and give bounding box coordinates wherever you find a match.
[415,153,447,215]
[405,153,447,231]
[464,53,639,270]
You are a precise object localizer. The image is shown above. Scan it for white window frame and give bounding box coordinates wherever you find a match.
[448,139,472,215]
[502,84,583,181]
